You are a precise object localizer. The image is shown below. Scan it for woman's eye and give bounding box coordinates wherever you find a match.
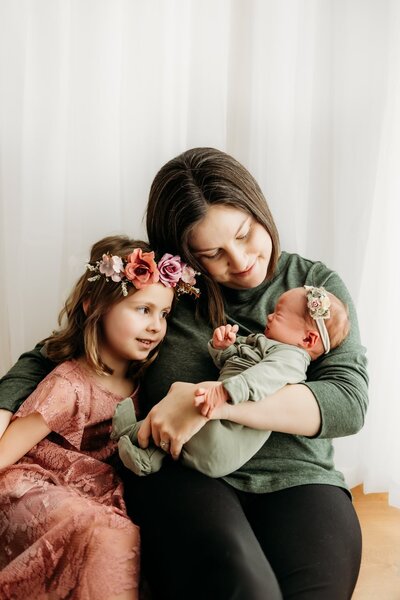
[203,250,221,260]
[237,228,250,240]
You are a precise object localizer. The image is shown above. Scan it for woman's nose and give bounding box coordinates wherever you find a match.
[228,248,247,271]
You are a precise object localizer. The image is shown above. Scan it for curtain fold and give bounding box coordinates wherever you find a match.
[1,0,399,503]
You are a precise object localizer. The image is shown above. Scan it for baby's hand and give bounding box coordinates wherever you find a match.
[194,383,229,418]
[212,324,239,349]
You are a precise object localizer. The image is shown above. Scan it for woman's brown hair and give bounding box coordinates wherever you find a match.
[43,235,160,381]
[146,147,280,326]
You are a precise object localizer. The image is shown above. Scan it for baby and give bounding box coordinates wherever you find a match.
[112,285,350,478]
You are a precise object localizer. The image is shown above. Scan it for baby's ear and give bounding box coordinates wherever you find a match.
[301,330,319,349]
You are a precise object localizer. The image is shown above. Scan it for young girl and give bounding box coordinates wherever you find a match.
[0,234,198,600]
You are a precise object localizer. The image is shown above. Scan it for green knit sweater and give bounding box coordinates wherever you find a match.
[0,252,368,494]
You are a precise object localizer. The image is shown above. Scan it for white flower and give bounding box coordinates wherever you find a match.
[99,254,124,281]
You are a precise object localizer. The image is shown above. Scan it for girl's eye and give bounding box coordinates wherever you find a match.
[137,306,149,314]
[161,310,170,319]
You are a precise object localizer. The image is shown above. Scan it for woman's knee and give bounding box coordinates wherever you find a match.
[249,484,362,600]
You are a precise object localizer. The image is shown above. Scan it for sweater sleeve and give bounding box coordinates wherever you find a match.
[0,344,56,413]
[303,265,369,438]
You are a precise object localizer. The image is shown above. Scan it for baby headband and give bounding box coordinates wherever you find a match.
[304,285,331,354]
[86,249,200,298]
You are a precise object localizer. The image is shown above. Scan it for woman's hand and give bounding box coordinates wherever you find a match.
[137,382,209,459]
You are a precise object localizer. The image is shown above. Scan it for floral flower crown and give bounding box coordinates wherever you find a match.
[304,285,331,354]
[86,249,200,298]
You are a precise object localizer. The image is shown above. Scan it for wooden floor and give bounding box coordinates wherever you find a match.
[351,485,400,599]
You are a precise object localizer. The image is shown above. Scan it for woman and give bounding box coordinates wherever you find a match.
[0,148,367,599]
[123,148,368,599]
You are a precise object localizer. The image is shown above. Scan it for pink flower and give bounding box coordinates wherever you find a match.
[307,295,330,318]
[99,254,124,282]
[181,264,197,286]
[309,299,320,309]
[124,249,159,289]
[158,253,183,288]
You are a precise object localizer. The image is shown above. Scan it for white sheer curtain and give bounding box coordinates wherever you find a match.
[1,0,399,504]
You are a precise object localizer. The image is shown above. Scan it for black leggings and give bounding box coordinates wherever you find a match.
[122,460,362,600]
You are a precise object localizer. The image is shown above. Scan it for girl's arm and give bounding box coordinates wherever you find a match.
[0,409,13,439]
[0,413,51,469]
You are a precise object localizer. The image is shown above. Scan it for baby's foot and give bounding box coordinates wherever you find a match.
[118,435,165,476]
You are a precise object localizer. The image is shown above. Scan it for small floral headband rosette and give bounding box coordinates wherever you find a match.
[86,249,200,298]
[304,285,331,354]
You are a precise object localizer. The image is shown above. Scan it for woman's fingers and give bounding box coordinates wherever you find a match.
[137,415,152,448]
[169,436,184,460]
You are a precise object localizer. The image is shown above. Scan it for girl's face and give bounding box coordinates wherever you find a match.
[264,288,307,346]
[100,283,173,369]
[189,205,272,290]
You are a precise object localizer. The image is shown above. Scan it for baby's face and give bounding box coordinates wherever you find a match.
[264,288,307,346]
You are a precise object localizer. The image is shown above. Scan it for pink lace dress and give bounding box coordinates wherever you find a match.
[0,360,140,600]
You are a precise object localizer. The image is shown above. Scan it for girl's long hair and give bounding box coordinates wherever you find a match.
[42,235,159,381]
[146,147,280,327]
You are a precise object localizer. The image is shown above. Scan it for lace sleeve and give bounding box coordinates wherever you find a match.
[15,370,87,449]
